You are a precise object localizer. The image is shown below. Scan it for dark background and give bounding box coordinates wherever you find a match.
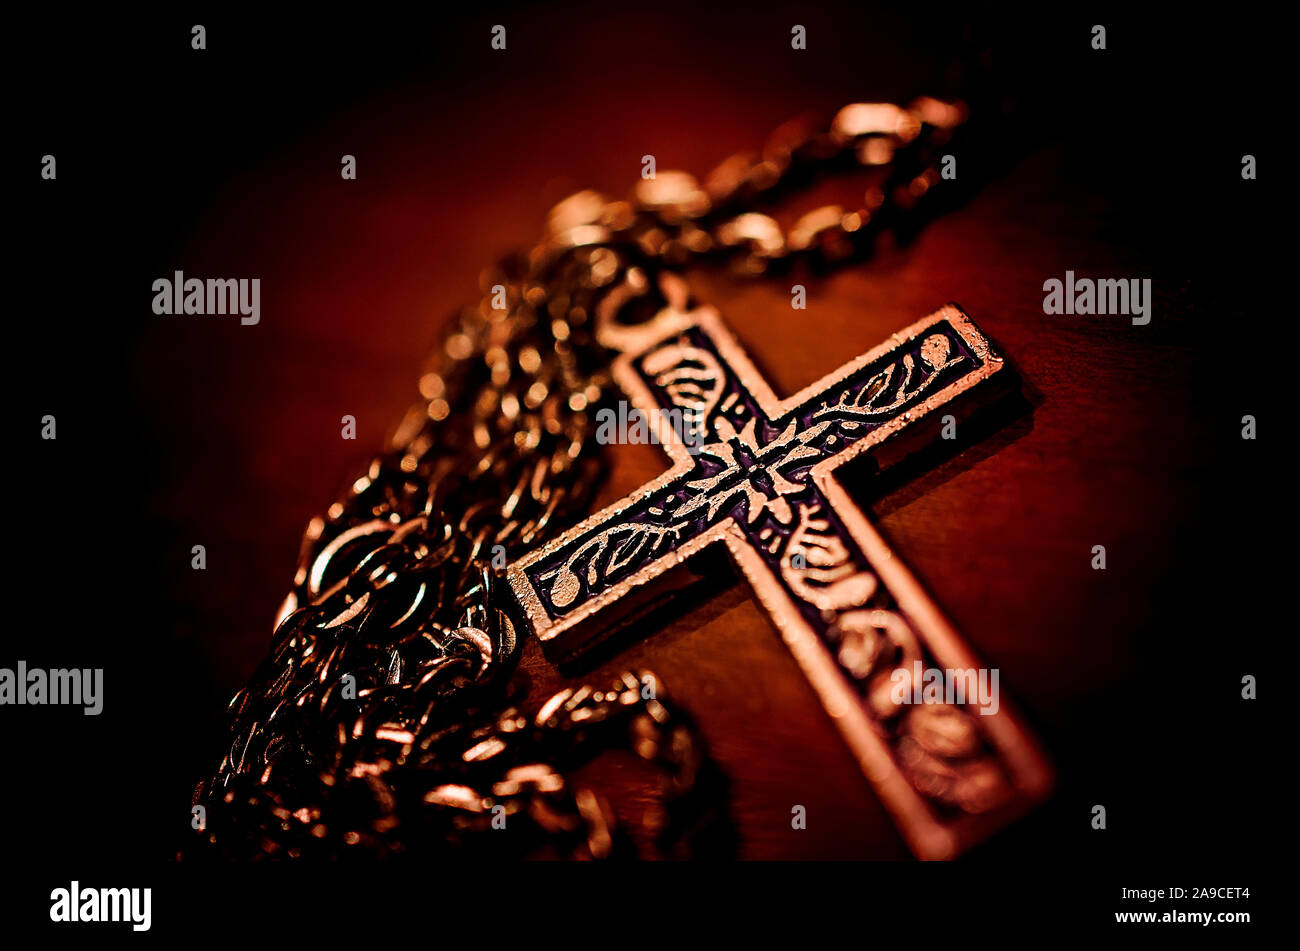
[6,0,1283,929]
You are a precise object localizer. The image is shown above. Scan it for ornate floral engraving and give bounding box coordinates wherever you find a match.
[781,505,878,612]
[509,308,1049,849]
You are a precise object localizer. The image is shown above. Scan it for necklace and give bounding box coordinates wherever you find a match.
[192,94,1050,861]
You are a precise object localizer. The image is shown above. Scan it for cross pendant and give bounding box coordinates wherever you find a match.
[508,303,1052,858]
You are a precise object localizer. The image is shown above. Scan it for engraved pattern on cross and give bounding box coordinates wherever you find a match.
[508,304,1051,858]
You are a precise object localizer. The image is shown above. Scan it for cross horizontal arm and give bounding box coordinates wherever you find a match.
[511,305,1002,644]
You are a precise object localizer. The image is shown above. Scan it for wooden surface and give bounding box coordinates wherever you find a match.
[14,7,1276,863]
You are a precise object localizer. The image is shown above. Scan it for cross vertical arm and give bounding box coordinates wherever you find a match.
[507,303,1052,857]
